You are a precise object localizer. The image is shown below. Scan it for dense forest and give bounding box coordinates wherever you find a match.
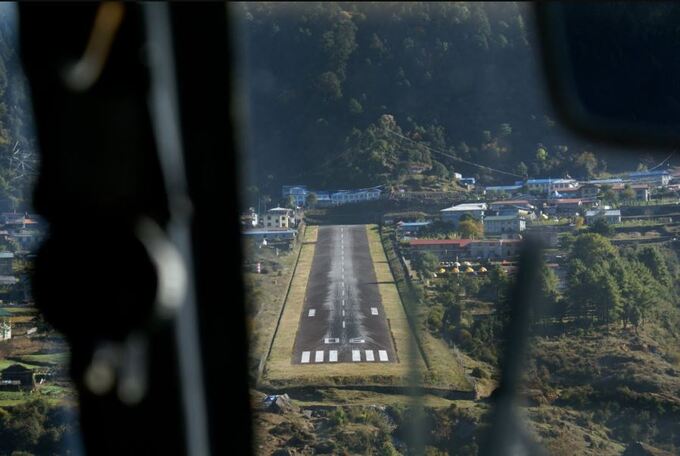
[233,2,661,197]
[0,6,36,212]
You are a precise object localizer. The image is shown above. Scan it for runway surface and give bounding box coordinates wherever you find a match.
[292,225,395,364]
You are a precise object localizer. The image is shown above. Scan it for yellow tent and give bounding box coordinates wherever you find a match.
[465,267,474,273]
[479,267,488,273]
[439,268,446,274]
[452,267,460,273]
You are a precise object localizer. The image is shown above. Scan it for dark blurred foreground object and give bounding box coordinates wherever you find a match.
[536,2,680,147]
[20,3,251,455]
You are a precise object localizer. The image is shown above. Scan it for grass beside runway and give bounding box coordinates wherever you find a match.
[263,225,426,387]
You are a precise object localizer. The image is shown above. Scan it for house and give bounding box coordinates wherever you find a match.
[242,229,297,243]
[0,364,34,390]
[525,178,577,193]
[626,170,671,186]
[240,208,258,228]
[544,198,586,216]
[406,238,521,260]
[484,184,523,196]
[611,184,650,201]
[440,203,487,225]
[459,177,476,186]
[329,187,382,205]
[396,221,431,238]
[483,215,526,234]
[282,185,382,207]
[585,209,621,225]
[262,207,294,229]
[406,239,472,261]
[489,200,535,212]
[632,184,650,201]
[578,183,601,198]
[0,252,13,275]
[281,185,309,206]
[9,231,43,252]
[469,239,522,260]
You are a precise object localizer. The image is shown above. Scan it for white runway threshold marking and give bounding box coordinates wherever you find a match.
[352,350,361,362]
[301,351,311,363]
[371,307,378,315]
[365,350,375,362]
[315,351,324,363]
[329,350,338,362]
[308,309,316,317]
[379,350,389,362]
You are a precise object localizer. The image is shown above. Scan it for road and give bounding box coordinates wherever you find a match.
[292,225,395,364]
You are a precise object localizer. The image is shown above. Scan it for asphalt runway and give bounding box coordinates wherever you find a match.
[292,225,396,364]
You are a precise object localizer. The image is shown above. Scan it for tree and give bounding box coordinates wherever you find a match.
[574,151,598,179]
[285,194,296,209]
[413,252,440,279]
[458,219,482,238]
[637,246,671,287]
[535,146,548,162]
[317,71,343,100]
[570,233,617,266]
[515,161,528,178]
[348,98,363,114]
[589,218,613,237]
[430,160,449,179]
[621,184,636,201]
[305,192,318,208]
[574,215,585,229]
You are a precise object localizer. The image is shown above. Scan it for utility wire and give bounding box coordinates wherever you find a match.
[385,129,523,178]
[647,152,674,171]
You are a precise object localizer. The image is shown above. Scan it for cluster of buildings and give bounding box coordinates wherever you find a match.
[484,170,672,199]
[396,169,680,262]
[282,185,383,207]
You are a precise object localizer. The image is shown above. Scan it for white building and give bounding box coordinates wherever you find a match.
[525,178,578,193]
[440,203,487,225]
[262,207,294,229]
[483,215,526,234]
[585,209,621,225]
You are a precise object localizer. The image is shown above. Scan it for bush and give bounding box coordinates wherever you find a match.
[471,367,488,379]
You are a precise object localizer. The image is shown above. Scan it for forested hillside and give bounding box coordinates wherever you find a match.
[0,6,36,211]
[234,2,654,196]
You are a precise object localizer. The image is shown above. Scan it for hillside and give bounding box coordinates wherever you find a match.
[232,2,663,200]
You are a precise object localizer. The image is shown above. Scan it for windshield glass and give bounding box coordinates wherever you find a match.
[233,3,680,455]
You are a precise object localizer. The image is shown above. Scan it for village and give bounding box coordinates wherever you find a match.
[0,211,71,404]
[242,168,680,275]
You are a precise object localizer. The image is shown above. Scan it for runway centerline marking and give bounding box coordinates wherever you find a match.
[342,320,346,328]
[308,309,316,317]
[315,351,324,363]
[352,350,361,362]
[379,350,389,362]
[329,350,338,362]
[301,351,310,363]
[365,350,375,362]
[371,307,378,316]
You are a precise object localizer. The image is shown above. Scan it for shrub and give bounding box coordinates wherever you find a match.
[471,367,488,379]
